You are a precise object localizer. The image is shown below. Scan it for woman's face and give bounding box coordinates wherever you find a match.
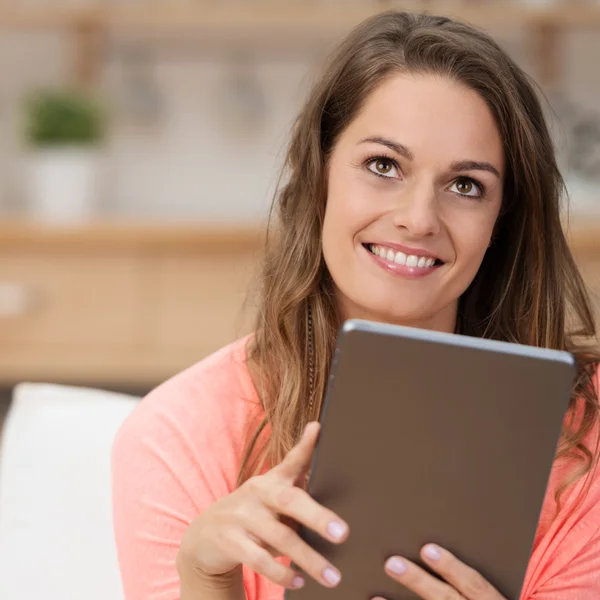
[322,73,505,333]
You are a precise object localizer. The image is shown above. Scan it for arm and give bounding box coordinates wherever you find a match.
[178,561,246,600]
[111,373,241,600]
[112,365,348,599]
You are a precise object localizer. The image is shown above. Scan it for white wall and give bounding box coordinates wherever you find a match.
[0,25,598,224]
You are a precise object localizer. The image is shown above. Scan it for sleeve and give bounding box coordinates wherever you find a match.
[527,366,600,599]
[111,372,244,600]
[528,525,600,598]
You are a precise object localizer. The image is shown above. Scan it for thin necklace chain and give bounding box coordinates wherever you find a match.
[307,302,315,414]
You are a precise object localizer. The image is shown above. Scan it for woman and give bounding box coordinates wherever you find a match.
[112,10,600,600]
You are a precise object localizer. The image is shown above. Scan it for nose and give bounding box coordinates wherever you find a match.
[391,181,441,238]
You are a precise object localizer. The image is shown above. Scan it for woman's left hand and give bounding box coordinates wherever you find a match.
[373,544,507,600]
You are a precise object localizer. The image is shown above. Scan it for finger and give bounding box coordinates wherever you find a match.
[235,531,305,590]
[421,545,504,599]
[262,482,349,545]
[383,555,465,600]
[247,532,279,558]
[274,422,320,481]
[293,455,313,490]
[247,515,342,588]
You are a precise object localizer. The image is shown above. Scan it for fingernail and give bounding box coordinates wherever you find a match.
[292,575,305,589]
[386,557,407,575]
[323,567,341,586]
[327,520,348,540]
[424,544,442,561]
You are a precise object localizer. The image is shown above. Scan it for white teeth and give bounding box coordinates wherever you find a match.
[406,255,418,267]
[394,251,407,265]
[369,244,438,269]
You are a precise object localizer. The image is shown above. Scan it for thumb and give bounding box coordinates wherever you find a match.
[274,421,320,482]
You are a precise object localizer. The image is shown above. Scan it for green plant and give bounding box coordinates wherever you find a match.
[24,89,107,147]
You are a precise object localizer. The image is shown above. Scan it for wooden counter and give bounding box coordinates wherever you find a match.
[0,218,596,252]
[0,220,598,389]
[0,222,264,251]
[0,222,264,388]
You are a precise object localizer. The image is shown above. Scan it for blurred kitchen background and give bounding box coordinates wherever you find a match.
[0,3,599,599]
[0,0,600,407]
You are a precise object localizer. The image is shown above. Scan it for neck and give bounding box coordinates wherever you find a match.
[339,301,458,334]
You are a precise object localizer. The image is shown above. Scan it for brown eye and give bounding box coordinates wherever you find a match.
[376,160,392,174]
[456,178,473,194]
[367,158,397,178]
[450,177,483,198]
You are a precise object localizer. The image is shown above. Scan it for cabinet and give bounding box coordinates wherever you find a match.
[0,221,598,389]
[0,224,261,388]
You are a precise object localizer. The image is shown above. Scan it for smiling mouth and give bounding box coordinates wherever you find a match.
[364,243,444,269]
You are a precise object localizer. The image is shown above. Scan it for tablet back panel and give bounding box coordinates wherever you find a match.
[287,319,575,600]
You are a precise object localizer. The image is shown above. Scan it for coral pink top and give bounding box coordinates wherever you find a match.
[112,337,600,599]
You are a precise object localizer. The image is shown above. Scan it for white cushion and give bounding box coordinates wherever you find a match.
[0,383,139,600]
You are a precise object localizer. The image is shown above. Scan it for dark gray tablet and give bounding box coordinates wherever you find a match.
[286,319,575,600]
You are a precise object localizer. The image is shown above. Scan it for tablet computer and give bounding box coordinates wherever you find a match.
[286,319,575,600]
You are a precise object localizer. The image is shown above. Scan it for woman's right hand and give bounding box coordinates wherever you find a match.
[176,422,349,591]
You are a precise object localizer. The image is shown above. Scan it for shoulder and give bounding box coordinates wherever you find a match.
[560,362,600,499]
[545,363,600,520]
[112,335,263,490]
[520,364,600,595]
[130,334,258,420]
[134,334,259,426]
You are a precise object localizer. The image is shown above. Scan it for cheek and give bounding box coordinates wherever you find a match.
[322,170,364,279]
[324,166,380,240]
[322,192,346,272]
[453,213,497,270]
[323,172,349,251]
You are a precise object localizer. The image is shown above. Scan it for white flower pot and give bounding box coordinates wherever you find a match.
[26,147,102,224]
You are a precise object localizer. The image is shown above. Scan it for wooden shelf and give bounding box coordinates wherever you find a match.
[1,1,594,89]
[565,218,600,257]
[0,221,264,252]
[0,218,598,254]
[1,2,600,32]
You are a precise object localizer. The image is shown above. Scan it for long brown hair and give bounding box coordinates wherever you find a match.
[241,11,600,504]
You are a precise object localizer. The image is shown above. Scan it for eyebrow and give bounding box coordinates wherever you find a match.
[360,136,414,160]
[359,136,501,179]
[450,160,501,179]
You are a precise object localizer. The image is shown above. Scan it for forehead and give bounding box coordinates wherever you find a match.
[341,73,505,172]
